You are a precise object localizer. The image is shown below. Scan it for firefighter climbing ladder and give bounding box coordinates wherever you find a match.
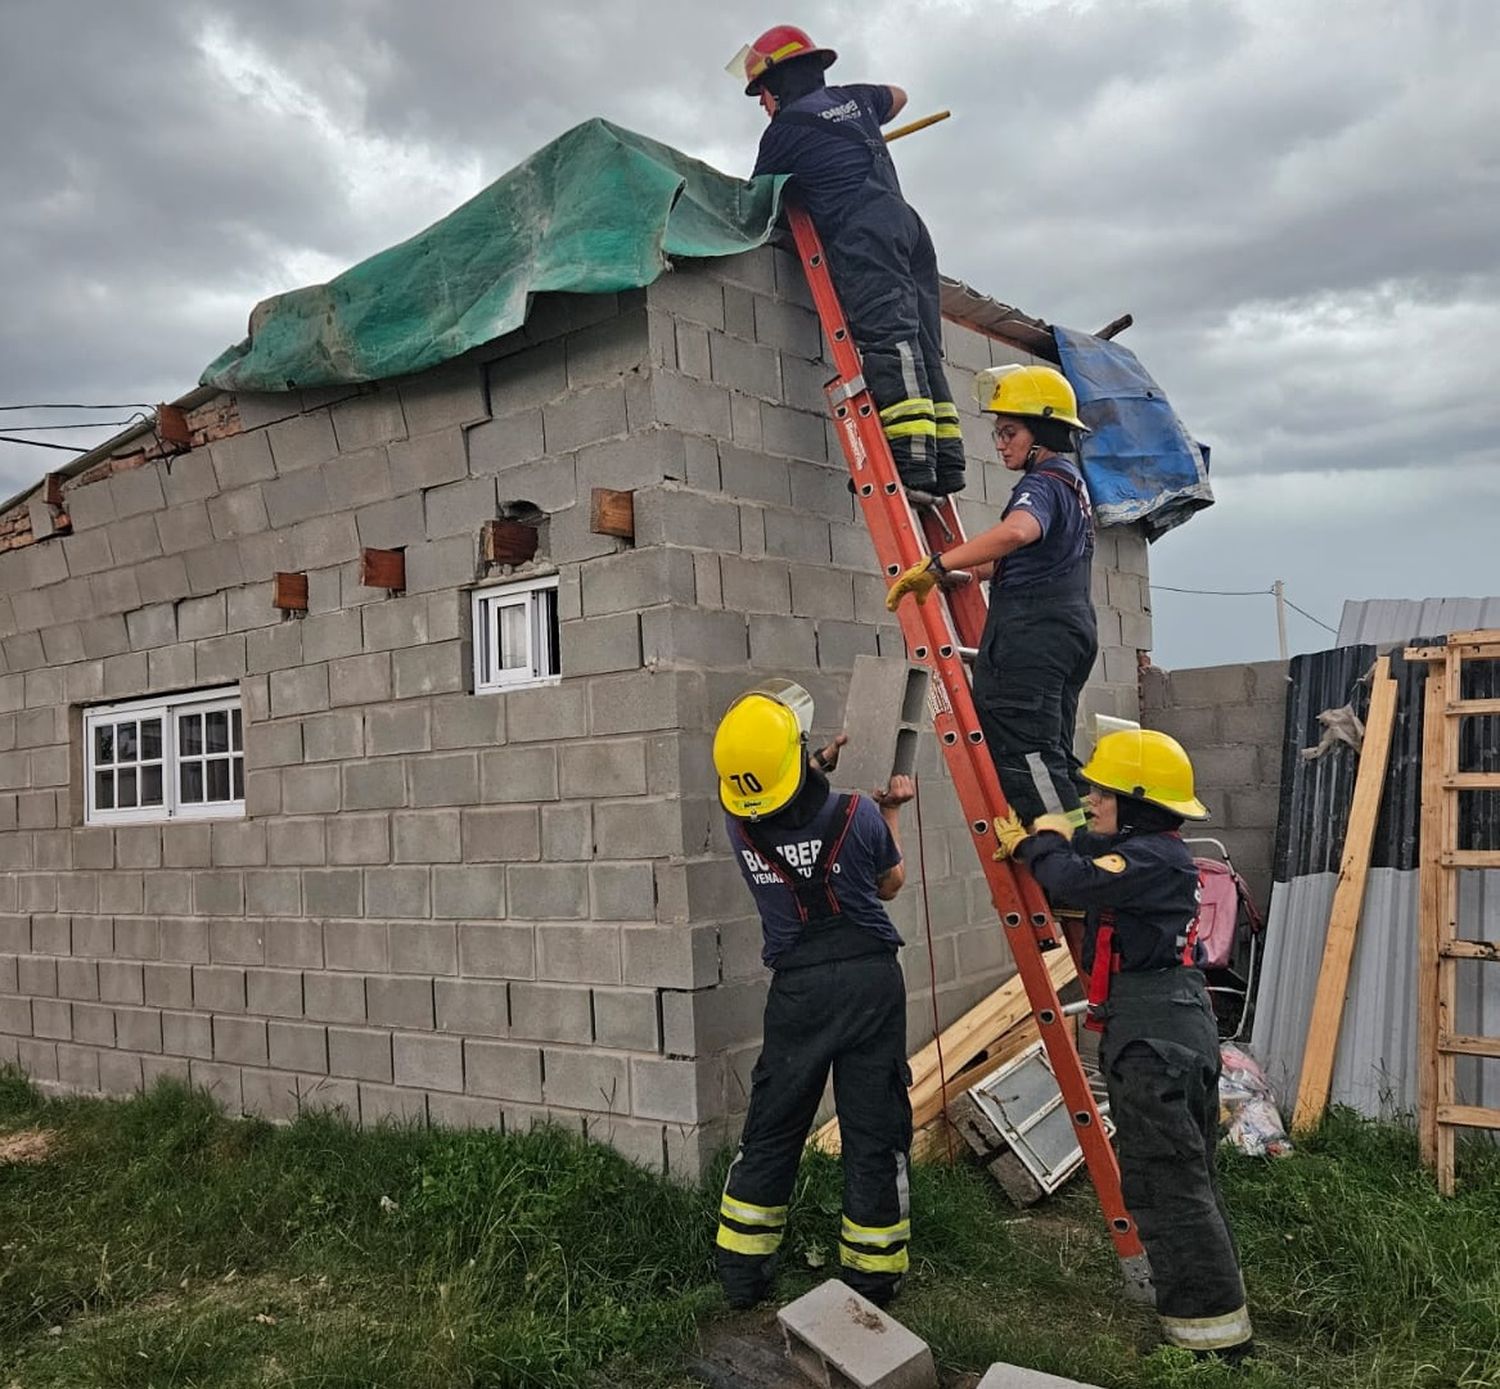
[785,202,1150,1291]
[1406,629,1500,1195]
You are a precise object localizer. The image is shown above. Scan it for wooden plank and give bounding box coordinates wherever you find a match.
[1436,1104,1500,1131]
[1416,658,1447,1176]
[589,487,635,540]
[1442,628,1500,649]
[1438,1033,1500,1059]
[1446,699,1500,717]
[1440,773,1500,789]
[1441,939,1500,961]
[1437,649,1462,1195]
[272,571,308,613]
[1292,658,1400,1135]
[480,518,539,565]
[360,547,406,592]
[1440,850,1500,867]
[808,949,1075,1155]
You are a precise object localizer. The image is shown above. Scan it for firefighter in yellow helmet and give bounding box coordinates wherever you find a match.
[711,679,916,1311]
[887,364,1097,835]
[995,730,1255,1362]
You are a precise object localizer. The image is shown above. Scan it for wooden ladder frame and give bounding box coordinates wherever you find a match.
[1406,628,1500,1193]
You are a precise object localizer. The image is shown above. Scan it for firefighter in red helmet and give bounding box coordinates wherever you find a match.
[729,26,966,498]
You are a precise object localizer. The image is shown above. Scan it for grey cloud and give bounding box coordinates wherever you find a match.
[2,0,1495,663]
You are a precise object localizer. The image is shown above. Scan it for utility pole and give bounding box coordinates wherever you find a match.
[1272,579,1289,661]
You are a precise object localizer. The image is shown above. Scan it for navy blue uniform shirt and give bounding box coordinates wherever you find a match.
[727,794,903,968]
[752,83,897,228]
[1017,828,1201,973]
[995,458,1094,589]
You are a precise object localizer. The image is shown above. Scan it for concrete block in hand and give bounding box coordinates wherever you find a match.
[832,657,929,796]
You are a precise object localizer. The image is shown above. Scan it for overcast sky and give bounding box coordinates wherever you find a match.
[2,0,1496,667]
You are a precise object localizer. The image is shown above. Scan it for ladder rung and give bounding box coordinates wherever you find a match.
[958,645,978,665]
[1441,773,1500,789]
[1438,1033,1500,1059]
[1440,940,1500,961]
[1439,850,1500,868]
[1436,1104,1500,1131]
[1447,699,1500,717]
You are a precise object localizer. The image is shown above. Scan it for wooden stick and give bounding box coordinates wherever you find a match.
[1291,657,1399,1135]
[1416,657,1447,1175]
[884,110,951,144]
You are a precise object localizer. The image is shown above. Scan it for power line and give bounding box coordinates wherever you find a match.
[0,402,152,412]
[1151,583,1272,598]
[1283,597,1338,635]
[0,420,134,432]
[0,435,89,453]
[1151,580,1339,634]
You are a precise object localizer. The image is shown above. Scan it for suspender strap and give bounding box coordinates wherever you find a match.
[739,794,860,921]
[1084,913,1117,1035]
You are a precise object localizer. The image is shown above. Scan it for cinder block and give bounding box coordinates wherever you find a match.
[509,982,592,1043]
[461,806,541,862]
[240,1067,300,1122]
[343,759,407,810]
[214,1015,269,1066]
[974,1364,1103,1389]
[116,1007,166,1054]
[622,924,719,990]
[465,1039,542,1102]
[535,921,620,982]
[392,641,466,700]
[629,1055,723,1123]
[323,812,388,867]
[246,968,303,1019]
[542,1048,628,1113]
[389,923,457,976]
[265,919,322,969]
[303,868,363,919]
[330,652,393,708]
[778,1280,938,1389]
[458,923,535,979]
[748,613,818,670]
[409,753,481,809]
[393,1032,464,1092]
[590,863,655,921]
[479,746,558,803]
[720,555,792,614]
[435,978,509,1038]
[364,978,432,1032]
[328,1026,394,1083]
[832,657,930,795]
[298,1074,359,1117]
[269,1020,328,1073]
[365,866,432,919]
[32,998,73,1041]
[393,810,461,865]
[98,959,143,1004]
[267,818,327,868]
[594,797,689,859]
[324,919,387,972]
[211,430,277,489]
[432,865,507,920]
[304,971,366,1023]
[592,987,660,1052]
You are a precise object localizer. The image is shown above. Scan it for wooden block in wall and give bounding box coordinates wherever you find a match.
[590,488,634,540]
[361,547,406,592]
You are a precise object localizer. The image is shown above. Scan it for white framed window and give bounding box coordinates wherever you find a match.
[471,575,561,694]
[84,686,245,826]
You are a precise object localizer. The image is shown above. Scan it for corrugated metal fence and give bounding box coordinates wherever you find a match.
[1251,641,1500,1122]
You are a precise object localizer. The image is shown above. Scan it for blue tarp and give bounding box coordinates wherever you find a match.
[1052,326,1214,539]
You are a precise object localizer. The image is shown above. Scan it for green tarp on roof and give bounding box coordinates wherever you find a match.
[201,119,785,392]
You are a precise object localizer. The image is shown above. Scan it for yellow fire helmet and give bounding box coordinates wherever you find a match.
[972,364,1090,433]
[1080,729,1209,820]
[713,678,815,820]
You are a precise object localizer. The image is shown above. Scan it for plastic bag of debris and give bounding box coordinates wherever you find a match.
[1218,1043,1294,1157]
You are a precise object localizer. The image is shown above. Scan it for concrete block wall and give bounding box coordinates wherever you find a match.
[0,243,1153,1175]
[1140,660,1289,909]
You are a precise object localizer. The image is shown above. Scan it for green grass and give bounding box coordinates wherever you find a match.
[2,1068,1497,1388]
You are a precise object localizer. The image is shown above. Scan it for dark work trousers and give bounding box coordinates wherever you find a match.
[1102,970,1253,1355]
[973,562,1098,827]
[824,191,966,496]
[716,951,913,1306]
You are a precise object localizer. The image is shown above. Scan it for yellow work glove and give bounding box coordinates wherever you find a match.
[992,811,1029,861]
[1030,813,1076,840]
[885,557,940,612]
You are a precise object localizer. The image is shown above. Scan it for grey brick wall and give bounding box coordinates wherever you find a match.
[1140,659,1288,908]
[0,246,1151,1180]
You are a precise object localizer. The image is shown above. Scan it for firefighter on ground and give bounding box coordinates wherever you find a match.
[995,729,1255,1361]
[712,678,916,1310]
[886,364,1097,833]
[729,25,966,497]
